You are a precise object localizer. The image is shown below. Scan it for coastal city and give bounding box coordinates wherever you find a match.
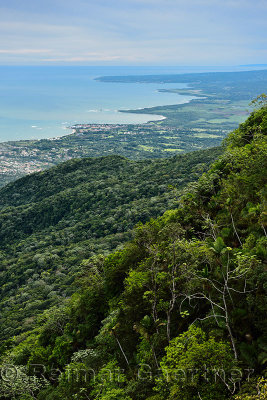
[0,121,225,187]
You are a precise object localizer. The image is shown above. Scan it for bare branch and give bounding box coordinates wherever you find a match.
[230,213,243,247]
[228,287,254,294]
[191,314,226,327]
[261,223,267,237]
[182,292,225,311]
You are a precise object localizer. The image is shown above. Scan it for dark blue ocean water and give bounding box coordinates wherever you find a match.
[0,65,265,142]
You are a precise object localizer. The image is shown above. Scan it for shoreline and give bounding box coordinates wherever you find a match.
[66,96,198,137]
[1,68,266,144]
[0,78,200,144]
[0,101,186,144]
[0,87,202,144]
[68,113,167,132]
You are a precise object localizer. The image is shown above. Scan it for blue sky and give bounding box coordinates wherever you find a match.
[0,0,266,65]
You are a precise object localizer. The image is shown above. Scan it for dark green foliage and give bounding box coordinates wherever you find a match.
[0,148,221,340]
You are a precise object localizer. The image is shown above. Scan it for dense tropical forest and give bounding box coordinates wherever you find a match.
[0,147,221,340]
[0,102,266,399]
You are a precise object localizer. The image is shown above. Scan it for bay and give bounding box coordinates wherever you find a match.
[0,65,265,142]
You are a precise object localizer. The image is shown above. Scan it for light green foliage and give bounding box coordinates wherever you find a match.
[156,325,237,400]
[90,361,131,399]
[0,365,49,400]
[234,376,267,399]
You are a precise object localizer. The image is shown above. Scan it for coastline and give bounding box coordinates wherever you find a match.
[67,113,167,134]
[0,101,183,144]
[63,105,178,138]
[66,112,168,136]
[116,108,168,122]
[115,94,197,125]
[1,68,267,144]
[67,95,198,137]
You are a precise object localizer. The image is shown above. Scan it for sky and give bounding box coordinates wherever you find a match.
[0,0,266,65]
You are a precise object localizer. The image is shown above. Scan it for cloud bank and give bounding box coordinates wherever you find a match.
[0,0,266,65]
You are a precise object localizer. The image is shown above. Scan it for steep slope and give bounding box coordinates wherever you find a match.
[0,105,266,400]
[0,147,221,340]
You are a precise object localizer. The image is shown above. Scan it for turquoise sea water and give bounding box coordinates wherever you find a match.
[0,65,265,142]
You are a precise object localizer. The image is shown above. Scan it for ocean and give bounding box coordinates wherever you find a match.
[0,65,265,142]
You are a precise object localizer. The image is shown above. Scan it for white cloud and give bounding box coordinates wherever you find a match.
[42,55,123,62]
[0,49,52,54]
[0,0,266,65]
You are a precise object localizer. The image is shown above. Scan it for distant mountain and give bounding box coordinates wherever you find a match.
[240,64,267,67]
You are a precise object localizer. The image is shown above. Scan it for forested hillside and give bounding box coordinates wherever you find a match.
[0,147,221,341]
[0,104,266,400]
